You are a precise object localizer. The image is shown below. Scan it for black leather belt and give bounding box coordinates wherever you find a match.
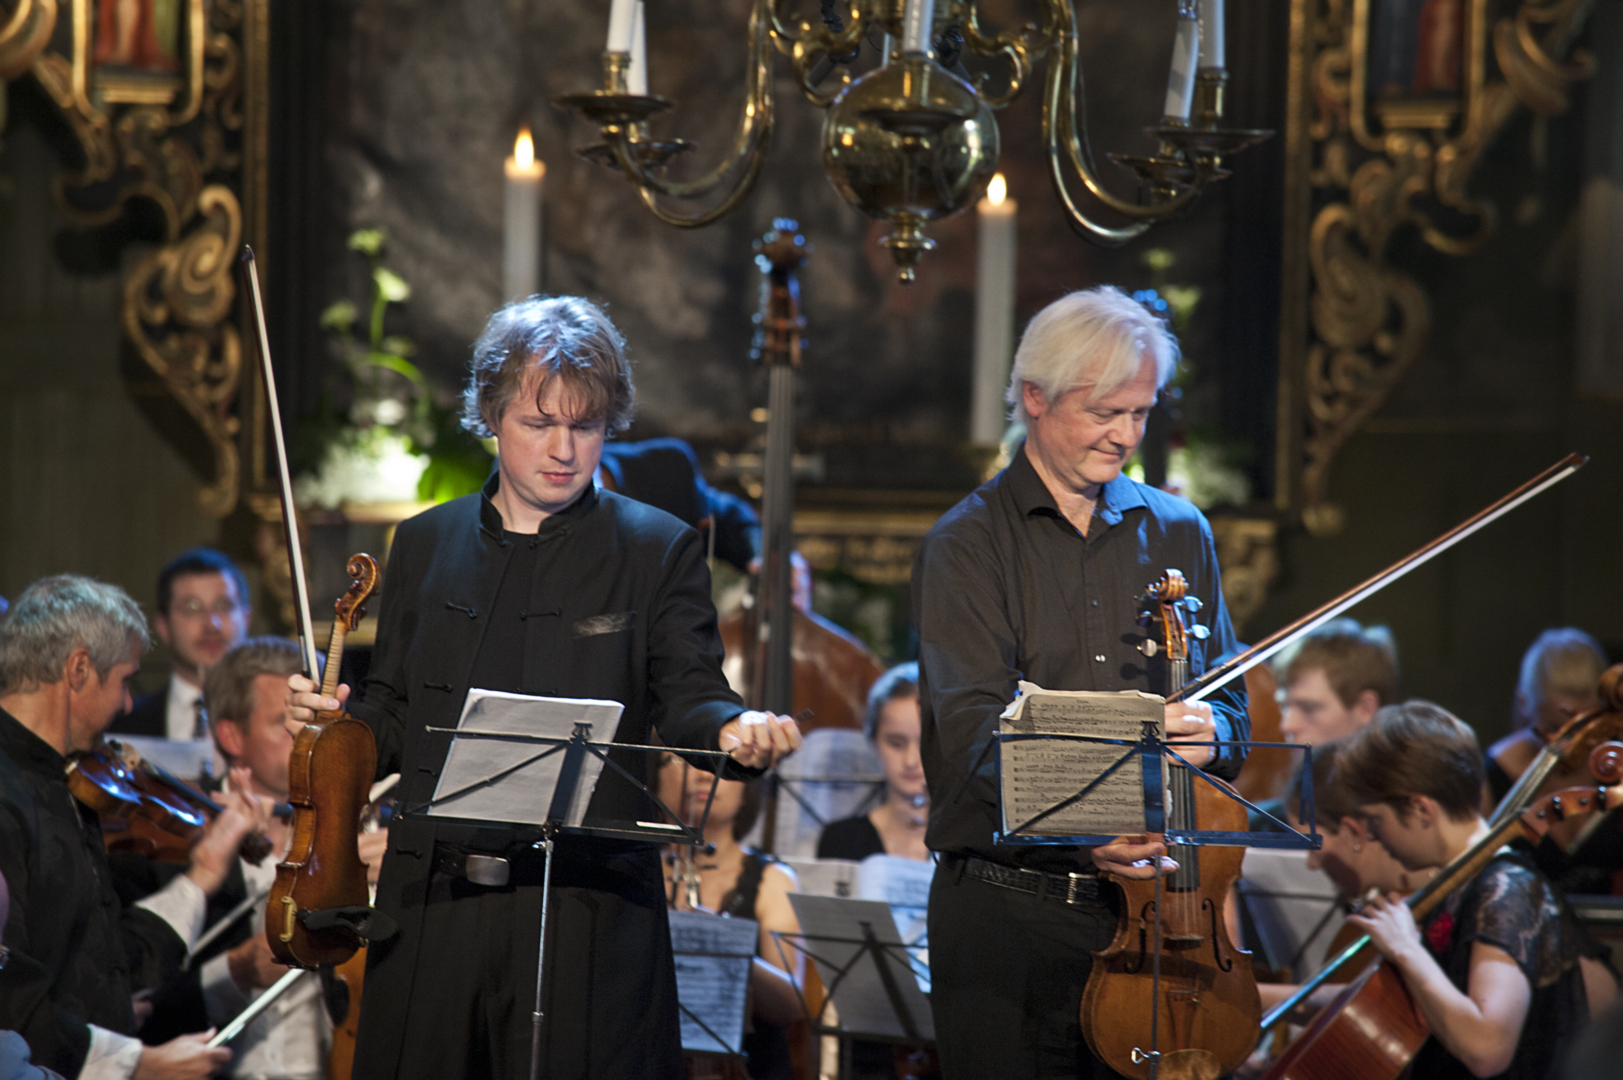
[953,854,1104,907]
[434,843,542,887]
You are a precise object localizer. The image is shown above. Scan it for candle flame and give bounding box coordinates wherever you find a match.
[987,173,1007,206]
[514,128,535,170]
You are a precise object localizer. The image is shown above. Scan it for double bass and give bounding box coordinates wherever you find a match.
[718,223,884,746]
[1080,570,1260,1080]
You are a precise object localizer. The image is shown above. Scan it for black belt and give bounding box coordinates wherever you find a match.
[951,854,1105,907]
[434,842,544,887]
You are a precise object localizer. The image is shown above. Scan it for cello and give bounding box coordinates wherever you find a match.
[1080,570,1260,1080]
[1259,736,1623,1080]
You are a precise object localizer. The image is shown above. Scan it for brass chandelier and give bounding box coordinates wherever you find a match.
[557,0,1269,282]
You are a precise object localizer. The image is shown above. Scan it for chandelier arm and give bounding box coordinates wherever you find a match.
[781,0,868,106]
[1045,0,1202,222]
[627,127,776,228]
[609,0,776,202]
[956,0,1041,108]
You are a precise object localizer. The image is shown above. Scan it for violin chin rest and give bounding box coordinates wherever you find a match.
[1150,1049,1220,1080]
[299,905,399,943]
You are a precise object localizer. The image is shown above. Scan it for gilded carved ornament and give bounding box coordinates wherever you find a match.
[1286,0,1596,536]
[6,0,252,518]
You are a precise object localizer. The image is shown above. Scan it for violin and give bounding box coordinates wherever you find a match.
[68,739,279,865]
[264,553,380,968]
[1260,739,1623,1080]
[1080,569,1260,1080]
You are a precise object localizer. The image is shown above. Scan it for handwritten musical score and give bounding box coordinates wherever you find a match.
[999,683,1166,837]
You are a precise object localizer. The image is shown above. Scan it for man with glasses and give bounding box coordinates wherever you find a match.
[112,548,250,742]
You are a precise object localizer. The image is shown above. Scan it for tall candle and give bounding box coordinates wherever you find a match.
[1163,5,1199,121]
[900,0,936,55]
[504,128,545,300]
[627,1,648,95]
[972,173,1017,445]
[1198,0,1225,70]
[606,0,635,53]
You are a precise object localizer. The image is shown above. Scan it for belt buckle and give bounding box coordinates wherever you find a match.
[1065,873,1085,905]
[465,853,511,887]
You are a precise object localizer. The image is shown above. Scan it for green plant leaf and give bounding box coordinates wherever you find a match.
[348,228,385,256]
[380,335,415,357]
[320,299,357,333]
[359,350,426,385]
[374,267,410,303]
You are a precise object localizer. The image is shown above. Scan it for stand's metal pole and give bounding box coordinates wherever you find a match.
[530,831,556,1080]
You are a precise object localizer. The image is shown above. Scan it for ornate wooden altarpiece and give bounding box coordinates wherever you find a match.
[1275,0,1598,536]
[0,0,303,618]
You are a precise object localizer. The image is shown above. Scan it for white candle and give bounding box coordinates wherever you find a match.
[1198,0,1225,70]
[504,128,545,300]
[900,0,936,55]
[972,173,1017,445]
[606,0,635,53]
[1163,7,1199,121]
[627,1,647,95]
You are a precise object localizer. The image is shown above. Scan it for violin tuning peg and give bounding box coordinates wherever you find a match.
[1191,625,1210,640]
[1184,597,1203,613]
[1139,639,1160,657]
[1136,613,1153,626]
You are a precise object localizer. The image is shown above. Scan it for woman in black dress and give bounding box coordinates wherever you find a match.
[1337,701,1616,1080]
[657,754,803,1080]
[817,663,931,863]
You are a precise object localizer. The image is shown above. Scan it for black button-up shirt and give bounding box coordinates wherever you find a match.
[913,446,1249,873]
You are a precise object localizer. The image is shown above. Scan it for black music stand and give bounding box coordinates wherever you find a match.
[778,895,934,1080]
[418,717,731,1080]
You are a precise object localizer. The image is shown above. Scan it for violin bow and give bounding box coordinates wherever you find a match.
[241,247,322,680]
[1174,453,1588,705]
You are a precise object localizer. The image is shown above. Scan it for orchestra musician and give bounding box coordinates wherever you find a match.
[817,662,930,862]
[1337,702,1615,1079]
[111,550,251,743]
[597,438,761,573]
[1484,628,1607,806]
[913,286,1249,1079]
[284,296,802,1080]
[655,755,803,1080]
[124,638,342,1077]
[0,576,270,1079]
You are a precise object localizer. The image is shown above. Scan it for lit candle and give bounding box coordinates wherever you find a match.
[627,1,648,96]
[606,0,635,53]
[900,0,936,55]
[503,128,545,300]
[1163,4,1199,121]
[972,173,1017,445]
[1198,0,1225,70]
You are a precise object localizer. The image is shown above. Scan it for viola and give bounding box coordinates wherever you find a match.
[1260,739,1623,1080]
[1080,569,1261,1080]
[68,739,279,866]
[264,553,380,969]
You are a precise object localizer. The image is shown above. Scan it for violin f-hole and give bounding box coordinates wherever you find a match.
[1203,898,1233,972]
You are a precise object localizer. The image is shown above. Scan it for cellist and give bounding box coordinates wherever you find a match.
[1336,701,1615,1079]
[913,286,1249,1079]
[284,296,801,1080]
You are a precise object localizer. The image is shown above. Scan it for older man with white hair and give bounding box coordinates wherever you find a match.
[914,286,1250,1079]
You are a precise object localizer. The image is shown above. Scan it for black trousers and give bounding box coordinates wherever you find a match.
[354,840,682,1080]
[927,857,1129,1080]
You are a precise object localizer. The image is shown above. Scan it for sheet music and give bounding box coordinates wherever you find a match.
[999,682,1165,837]
[769,728,884,857]
[783,857,861,899]
[788,895,935,1043]
[857,855,934,990]
[427,689,622,827]
[668,910,757,1055]
[1236,848,1345,979]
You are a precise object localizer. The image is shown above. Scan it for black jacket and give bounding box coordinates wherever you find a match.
[349,477,748,1078]
[108,688,166,738]
[0,710,189,1075]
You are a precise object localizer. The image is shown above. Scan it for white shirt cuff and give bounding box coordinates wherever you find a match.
[134,873,208,950]
[79,1026,142,1080]
[199,951,251,1027]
